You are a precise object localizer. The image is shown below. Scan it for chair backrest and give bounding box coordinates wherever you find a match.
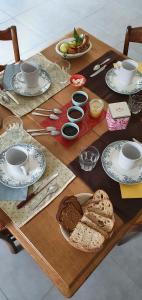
[0,26,20,72]
[123,26,142,56]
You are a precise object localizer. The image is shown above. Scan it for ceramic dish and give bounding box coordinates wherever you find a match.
[0,143,46,188]
[67,106,84,123]
[105,68,142,95]
[101,140,142,184]
[72,90,88,107]
[55,38,92,59]
[70,74,86,88]
[61,122,79,140]
[12,69,51,97]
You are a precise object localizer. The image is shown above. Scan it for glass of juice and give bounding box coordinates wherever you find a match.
[89,98,104,118]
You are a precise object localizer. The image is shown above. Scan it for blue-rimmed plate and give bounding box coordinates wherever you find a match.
[0,143,46,188]
[101,140,142,184]
[12,69,51,97]
[105,68,142,95]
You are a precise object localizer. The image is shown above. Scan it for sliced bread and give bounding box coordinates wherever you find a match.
[56,202,83,232]
[70,222,104,251]
[93,189,109,202]
[81,215,109,239]
[85,199,113,218]
[84,211,114,233]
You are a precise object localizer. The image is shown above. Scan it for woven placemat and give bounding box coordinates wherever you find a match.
[0,128,75,228]
[0,53,69,117]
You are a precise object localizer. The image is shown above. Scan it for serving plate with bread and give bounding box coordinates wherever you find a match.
[56,190,115,253]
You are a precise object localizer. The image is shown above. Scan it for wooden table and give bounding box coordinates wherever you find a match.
[0,29,142,298]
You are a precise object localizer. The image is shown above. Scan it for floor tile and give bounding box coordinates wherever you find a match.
[42,255,142,300]
[0,241,53,300]
[0,0,42,17]
[0,288,8,300]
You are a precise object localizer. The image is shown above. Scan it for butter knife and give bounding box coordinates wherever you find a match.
[17,172,58,209]
[90,64,107,77]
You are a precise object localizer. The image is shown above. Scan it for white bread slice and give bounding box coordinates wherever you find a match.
[85,199,113,218]
[84,211,114,233]
[70,222,104,250]
[81,215,109,239]
[93,189,109,202]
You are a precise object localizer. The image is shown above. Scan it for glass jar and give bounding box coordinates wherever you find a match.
[89,98,104,118]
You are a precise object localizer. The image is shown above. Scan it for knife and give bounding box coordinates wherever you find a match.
[90,64,107,77]
[17,172,59,209]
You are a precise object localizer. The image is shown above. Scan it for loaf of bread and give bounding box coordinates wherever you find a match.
[84,211,114,233]
[70,222,105,251]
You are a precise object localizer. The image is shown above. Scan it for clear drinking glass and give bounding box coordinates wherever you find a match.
[128,94,142,114]
[79,146,100,171]
[3,115,23,131]
[55,59,71,84]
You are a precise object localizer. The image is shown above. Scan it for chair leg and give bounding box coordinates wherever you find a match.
[118,225,142,246]
[0,229,23,254]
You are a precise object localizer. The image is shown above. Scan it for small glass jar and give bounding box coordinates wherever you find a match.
[89,98,104,118]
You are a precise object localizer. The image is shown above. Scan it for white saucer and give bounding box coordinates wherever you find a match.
[0,143,46,188]
[105,68,142,95]
[101,140,142,184]
[12,69,51,97]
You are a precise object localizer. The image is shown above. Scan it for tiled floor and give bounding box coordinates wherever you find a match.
[0,0,142,299]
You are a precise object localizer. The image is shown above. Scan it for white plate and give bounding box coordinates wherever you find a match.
[0,143,46,188]
[101,140,142,184]
[55,38,92,59]
[105,68,142,95]
[12,69,51,97]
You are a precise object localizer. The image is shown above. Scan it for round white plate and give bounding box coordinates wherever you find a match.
[0,143,46,188]
[105,68,142,95]
[12,69,51,97]
[55,38,92,59]
[101,140,142,184]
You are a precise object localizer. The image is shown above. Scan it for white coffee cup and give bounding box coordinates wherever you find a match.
[118,141,142,171]
[16,62,39,88]
[114,59,138,86]
[5,146,29,176]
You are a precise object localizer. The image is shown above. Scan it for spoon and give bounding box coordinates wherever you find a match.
[33,184,58,209]
[32,112,59,120]
[31,130,60,136]
[93,58,111,71]
[27,126,56,133]
[35,108,62,114]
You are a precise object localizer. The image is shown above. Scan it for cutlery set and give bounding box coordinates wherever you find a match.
[32,107,62,120]
[27,126,60,136]
[90,57,113,77]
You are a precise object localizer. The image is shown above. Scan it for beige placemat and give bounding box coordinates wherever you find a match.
[0,53,69,117]
[0,128,75,228]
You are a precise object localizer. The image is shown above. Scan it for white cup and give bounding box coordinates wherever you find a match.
[5,146,29,176]
[16,62,39,88]
[118,141,142,171]
[114,59,138,86]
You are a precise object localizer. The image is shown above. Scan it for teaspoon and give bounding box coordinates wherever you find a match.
[31,130,60,136]
[32,112,59,120]
[33,184,58,209]
[35,108,62,114]
[27,126,56,133]
[93,58,110,71]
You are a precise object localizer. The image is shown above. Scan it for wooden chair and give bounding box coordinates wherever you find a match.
[0,25,20,72]
[123,26,142,56]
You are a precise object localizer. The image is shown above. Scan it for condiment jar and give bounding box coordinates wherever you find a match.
[89,98,104,118]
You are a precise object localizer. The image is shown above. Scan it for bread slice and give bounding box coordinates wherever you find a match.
[93,189,109,202]
[57,202,82,232]
[70,222,104,250]
[81,215,109,239]
[85,199,113,218]
[84,211,114,233]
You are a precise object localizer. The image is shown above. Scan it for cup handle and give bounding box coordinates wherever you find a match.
[20,165,28,176]
[16,72,24,83]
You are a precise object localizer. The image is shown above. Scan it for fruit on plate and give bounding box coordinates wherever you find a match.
[59,28,90,55]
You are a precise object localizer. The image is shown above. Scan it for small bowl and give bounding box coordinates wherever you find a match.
[67,106,84,123]
[61,122,79,140]
[70,74,86,88]
[72,90,88,107]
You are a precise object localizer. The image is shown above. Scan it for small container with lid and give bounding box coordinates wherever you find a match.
[89,98,104,118]
[106,101,131,131]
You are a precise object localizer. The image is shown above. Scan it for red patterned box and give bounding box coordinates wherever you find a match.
[106,102,131,131]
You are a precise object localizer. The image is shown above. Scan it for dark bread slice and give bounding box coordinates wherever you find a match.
[56,196,82,222]
[57,202,82,232]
